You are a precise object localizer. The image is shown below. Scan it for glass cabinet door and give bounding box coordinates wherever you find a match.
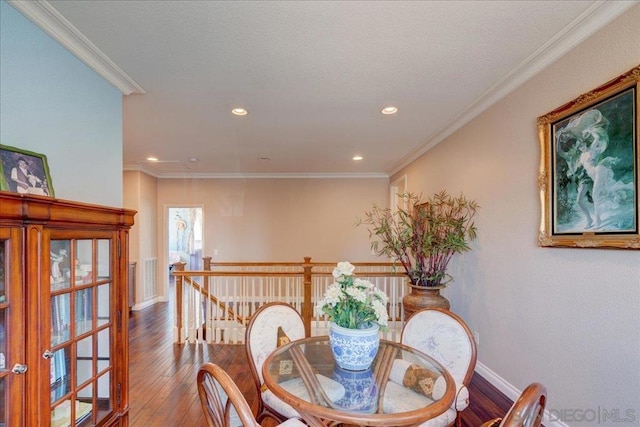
[0,227,24,426]
[49,237,113,427]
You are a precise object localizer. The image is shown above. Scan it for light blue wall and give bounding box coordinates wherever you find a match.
[0,0,123,206]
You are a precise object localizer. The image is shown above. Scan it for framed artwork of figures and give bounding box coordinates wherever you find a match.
[537,65,639,249]
[0,144,54,197]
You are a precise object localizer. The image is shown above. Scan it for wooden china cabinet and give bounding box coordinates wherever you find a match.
[0,192,135,426]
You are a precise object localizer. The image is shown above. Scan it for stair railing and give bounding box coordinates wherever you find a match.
[172,257,408,344]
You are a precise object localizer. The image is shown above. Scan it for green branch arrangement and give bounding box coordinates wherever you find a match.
[358,191,479,287]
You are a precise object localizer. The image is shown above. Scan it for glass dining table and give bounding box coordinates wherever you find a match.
[262,336,455,427]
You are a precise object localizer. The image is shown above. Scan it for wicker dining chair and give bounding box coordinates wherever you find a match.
[400,308,478,427]
[245,302,306,424]
[196,362,305,427]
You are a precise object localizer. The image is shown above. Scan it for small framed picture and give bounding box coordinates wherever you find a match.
[537,65,639,249]
[0,144,54,197]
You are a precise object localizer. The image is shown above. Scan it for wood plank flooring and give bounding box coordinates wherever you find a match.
[128,301,512,426]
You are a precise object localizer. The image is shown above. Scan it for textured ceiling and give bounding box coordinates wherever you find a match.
[33,1,631,177]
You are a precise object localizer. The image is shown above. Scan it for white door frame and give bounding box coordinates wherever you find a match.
[162,204,205,300]
[390,175,407,212]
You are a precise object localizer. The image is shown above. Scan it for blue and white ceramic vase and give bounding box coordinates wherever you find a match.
[329,322,380,371]
[331,366,378,413]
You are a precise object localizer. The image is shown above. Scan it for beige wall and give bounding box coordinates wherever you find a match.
[153,177,389,295]
[124,170,159,307]
[123,172,140,269]
[392,5,640,425]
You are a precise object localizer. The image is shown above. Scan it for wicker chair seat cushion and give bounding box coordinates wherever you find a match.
[262,374,346,418]
[382,381,457,426]
[277,419,307,427]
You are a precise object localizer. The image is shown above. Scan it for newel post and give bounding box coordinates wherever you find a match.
[302,257,313,337]
[201,256,212,335]
[202,256,212,270]
[173,262,186,343]
[202,255,212,289]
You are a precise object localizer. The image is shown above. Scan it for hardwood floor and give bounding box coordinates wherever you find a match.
[128,302,512,426]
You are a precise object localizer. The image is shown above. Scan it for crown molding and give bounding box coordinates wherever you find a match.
[123,164,389,180]
[388,0,638,176]
[7,0,145,95]
[123,164,160,178]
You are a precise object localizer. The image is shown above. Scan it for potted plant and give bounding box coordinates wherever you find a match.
[358,191,479,316]
[317,261,389,370]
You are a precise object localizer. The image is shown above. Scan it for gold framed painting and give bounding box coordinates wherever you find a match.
[0,144,54,197]
[537,65,640,249]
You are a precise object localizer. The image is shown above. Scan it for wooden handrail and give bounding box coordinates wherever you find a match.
[173,270,406,278]
[205,261,398,267]
[173,271,305,277]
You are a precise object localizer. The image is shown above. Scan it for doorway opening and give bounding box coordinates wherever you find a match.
[390,174,407,212]
[167,206,203,283]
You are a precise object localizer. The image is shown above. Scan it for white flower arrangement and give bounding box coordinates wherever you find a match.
[317,261,389,330]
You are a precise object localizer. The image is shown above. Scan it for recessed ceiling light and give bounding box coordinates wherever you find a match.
[189,157,199,163]
[232,108,248,116]
[147,156,158,162]
[381,106,398,115]
[353,155,363,161]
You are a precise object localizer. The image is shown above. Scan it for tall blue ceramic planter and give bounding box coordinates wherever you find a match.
[329,322,380,371]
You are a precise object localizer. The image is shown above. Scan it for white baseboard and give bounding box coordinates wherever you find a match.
[476,361,569,427]
[476,361,521,401]
[131,296,163,311]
